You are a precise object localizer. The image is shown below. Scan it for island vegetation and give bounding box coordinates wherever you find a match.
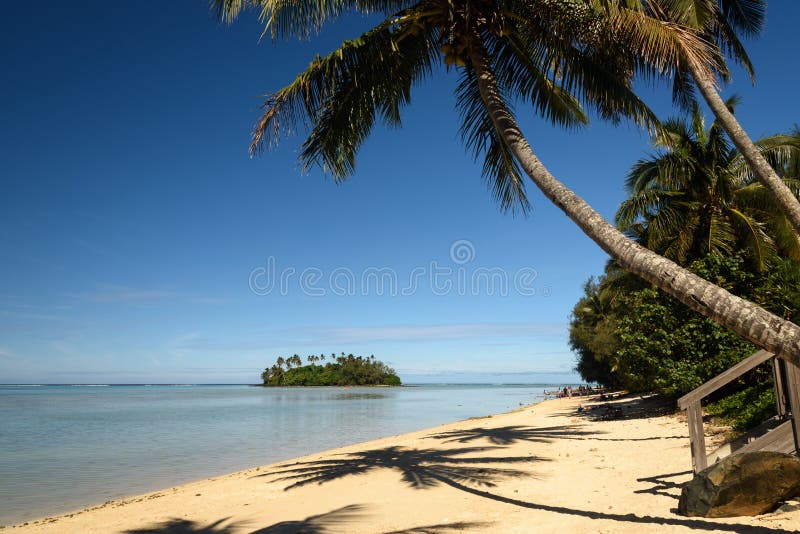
[260,353,402,386]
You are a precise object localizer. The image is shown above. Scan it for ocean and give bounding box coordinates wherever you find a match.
[0,383,560,525]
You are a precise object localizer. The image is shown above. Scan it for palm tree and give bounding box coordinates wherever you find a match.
[569,275,622,386]
[215,0,800,364]
[261,367,272,383]
[616,100,800,270]
[270,363,284,384]
[648,0,800,235]
[276,356,285,370]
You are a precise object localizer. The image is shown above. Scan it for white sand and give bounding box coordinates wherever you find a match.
[10,395,800,533]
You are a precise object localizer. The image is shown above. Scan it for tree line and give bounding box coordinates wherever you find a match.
[261,353,402,386]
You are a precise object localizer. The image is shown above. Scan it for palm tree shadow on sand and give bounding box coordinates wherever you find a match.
[427,425,600,445]
[256,445,546,491]
[123,513,491,534]
[123,517,237,534]
[634,470,694,500]
[429,425,684,444]
[123,504,368,533]
[252,444,795,533]
[382,521,492,533]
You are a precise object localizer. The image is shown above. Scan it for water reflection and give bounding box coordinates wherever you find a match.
[332,392,389,401]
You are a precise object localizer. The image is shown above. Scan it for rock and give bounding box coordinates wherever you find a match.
[773,499,800,514]
[678,451,800,517]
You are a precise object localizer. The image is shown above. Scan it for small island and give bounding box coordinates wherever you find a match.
[260,352,401,386]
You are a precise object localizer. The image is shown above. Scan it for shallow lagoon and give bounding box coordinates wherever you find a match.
[0,384,555,525]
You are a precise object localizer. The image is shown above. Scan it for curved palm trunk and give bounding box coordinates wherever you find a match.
[689,65,800,236]
[466,37,800,366]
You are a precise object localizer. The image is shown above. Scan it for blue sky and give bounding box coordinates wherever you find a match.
[1,2,798,384]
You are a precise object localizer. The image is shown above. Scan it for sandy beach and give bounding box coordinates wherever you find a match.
[8,395,800,533]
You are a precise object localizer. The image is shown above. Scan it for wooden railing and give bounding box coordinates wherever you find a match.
[677,350,800,473]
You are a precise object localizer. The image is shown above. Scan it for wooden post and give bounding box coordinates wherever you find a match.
[784,361,800,454]
[687,400,707,472]
[773,357,787,418]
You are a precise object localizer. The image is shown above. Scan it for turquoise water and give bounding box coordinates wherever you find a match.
[0,384,556,526]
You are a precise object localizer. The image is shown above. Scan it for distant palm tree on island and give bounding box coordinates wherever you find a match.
[261,353,402,386]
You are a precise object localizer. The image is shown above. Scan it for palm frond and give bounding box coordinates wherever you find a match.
[506,1,697,132]
[656,151,696,189]
[727,206,775,270]
[731,134,800,183]
[211,0,416,38]
[656,0,717,30]
[707,209,736,256]
[212,0,250,22]
[456,66,530,215]
[615,188,683,229]
[489,32,589,129]
[616,1,719,79]
[732,182,779,211]
[670,60,698,111]
[248,11,438,178]
[654,116,692,149]
[644,0,761,84]
[768,214,800,262]
[657,206,698,261]
[624,157,662,193]
[718,0,765,36]
[714,10,756,80]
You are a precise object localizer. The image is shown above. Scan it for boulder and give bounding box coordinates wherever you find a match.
[679,451,800,517]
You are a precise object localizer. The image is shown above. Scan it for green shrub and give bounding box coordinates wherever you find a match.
[706,383,777,431]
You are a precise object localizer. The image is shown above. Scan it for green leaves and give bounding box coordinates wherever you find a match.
[718,0,765,37]
[456,66,530,214]
[248,10,438,178]
[615,102,799,269]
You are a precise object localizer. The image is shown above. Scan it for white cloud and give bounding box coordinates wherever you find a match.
[67,284,176,303]
[63,284,227,305]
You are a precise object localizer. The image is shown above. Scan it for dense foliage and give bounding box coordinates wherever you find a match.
[570,106,800,429]
[706,384,777,431]
[573,245,800,386]
[261,353,401,386]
